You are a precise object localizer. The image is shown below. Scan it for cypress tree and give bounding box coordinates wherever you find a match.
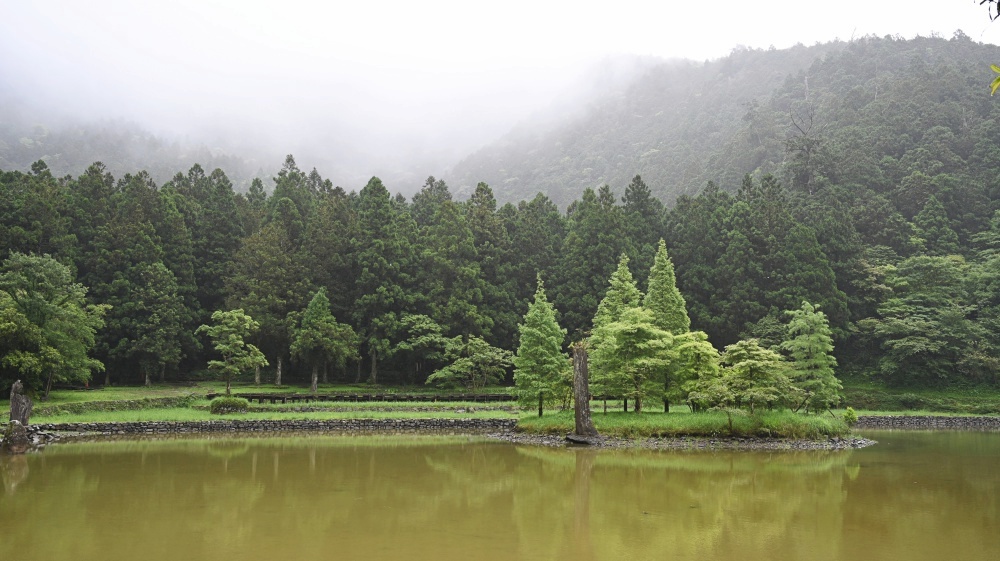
[643,239,690,335]
[513,276,569,416]
[781,301,841,413]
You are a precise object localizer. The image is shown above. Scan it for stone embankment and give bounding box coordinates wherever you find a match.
[29,418,518,436]
[855,415,1000,430]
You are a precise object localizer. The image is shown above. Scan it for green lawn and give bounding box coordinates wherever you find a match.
[518,409,850,439]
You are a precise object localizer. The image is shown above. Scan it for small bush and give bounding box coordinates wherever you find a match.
[843,406,858,427]
[898,393,925,410]
[210,397,249,415]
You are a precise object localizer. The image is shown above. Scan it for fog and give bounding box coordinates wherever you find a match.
[0,0,995,194]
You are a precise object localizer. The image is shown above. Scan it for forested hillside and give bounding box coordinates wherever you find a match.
[452,32,1000,208]
[4,34,1000,394]
[0,97,262,191]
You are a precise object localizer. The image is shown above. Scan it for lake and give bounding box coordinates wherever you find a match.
[1,430,997,561]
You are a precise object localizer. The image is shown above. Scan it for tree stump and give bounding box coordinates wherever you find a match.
[9,380,32,426]
[572,343,598,438]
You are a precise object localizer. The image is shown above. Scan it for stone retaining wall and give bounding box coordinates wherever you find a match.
[856,415,1000,430]
[30,418,518,435]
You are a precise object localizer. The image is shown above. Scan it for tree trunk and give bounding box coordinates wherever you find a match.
[368,349,378,385]
[354,359,361,384]
[322,362,329,385]
[622,398,627,413]
[275,355,283,386]
[159,364,166,383]
[310,364,318,394]
[8,381,32,426]
[572,343,598,437]
[663,398,669,413]
[225,375,231,396]
[144,371,151,387]
[254,365,261,386]
[635,395,642,413]
[105,370,110,387]
[43,370,54,401]
[538,393,544,417]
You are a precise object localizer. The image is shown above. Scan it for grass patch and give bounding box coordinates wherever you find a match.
[841,381,1000,414]
[517,410,850,439]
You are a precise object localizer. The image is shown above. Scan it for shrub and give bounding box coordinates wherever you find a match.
[210,397,249,415]
[898,393,925,410]
[843,406,858,427]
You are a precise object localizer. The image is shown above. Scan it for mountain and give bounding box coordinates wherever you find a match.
[450,32,1000,209]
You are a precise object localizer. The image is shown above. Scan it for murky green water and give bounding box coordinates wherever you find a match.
[1,431,997,561]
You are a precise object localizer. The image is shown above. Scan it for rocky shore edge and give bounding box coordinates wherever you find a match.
[485,432,876,450]
[6,418,878,452]
[8,414,1000,452]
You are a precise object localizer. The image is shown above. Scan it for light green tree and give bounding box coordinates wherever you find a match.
[666,330,720,411]
[196,309,268,395]
[513,276,569,416]
[590,307,673,413]
[426,336,513,391]
[643,239,690,334]
[592,254,642,330]
[0,253,107,398]
[590,255,643,398]
[781,301,841,413]
[290,289,359,393]
[718,339,795,414]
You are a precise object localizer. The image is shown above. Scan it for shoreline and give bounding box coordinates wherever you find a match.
[9,413,999,452]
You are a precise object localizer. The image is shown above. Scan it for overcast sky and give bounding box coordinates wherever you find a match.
[1,1,997,190]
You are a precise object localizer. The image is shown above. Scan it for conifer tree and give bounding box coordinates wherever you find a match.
[643,239,690,335]
[290,288,358,393]
[513,276,569,416]
[592,254,642,330]
[781,301,841,412]
[590,307,672,413]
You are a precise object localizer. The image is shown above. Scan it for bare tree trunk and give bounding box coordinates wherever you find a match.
[354,359,361,384]
[160,364,166,383]
[254,365,261,386]
[622,398,627,413]
[275,355,283,386]
[572,343,598,437]
[310,365,318,394]
[322,362,328,385]
[368,350,378,385]
[144,371,151,387]
[538,393,544,417]
[43,371,54,401]
[8,381,32,426]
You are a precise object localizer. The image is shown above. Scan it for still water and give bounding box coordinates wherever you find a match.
[1,431,997,561]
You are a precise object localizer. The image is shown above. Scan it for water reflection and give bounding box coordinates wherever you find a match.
[0,432,997,561]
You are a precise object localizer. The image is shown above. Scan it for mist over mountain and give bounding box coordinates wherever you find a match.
[451,32,1000,208]
[0,53,657,194]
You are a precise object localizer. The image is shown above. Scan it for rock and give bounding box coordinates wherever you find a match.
[566,434,599,445]
[1,421,32,455]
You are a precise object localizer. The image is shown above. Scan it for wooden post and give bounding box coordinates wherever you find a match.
[572,343,598,437]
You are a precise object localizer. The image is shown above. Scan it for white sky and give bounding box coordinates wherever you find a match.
[0,1,997,187]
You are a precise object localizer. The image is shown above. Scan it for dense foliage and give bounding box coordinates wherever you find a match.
[3,34,1000,397]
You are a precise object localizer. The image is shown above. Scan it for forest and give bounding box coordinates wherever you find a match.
[3,34,1000,396]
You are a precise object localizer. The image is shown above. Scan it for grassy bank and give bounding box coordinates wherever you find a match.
[841,381,1000,414]
[517,410,850,439]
